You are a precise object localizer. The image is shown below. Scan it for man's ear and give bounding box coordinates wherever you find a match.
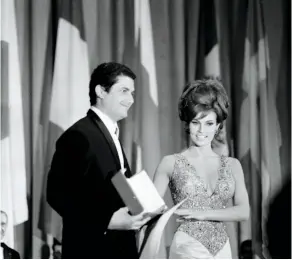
[95,85,106,99]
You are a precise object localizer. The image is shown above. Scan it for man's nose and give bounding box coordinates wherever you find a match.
[128,93,134,105]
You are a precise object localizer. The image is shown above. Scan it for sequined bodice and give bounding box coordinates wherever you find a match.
[169,154,235,256]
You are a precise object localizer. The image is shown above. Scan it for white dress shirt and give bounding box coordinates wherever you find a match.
[90,106,125,173]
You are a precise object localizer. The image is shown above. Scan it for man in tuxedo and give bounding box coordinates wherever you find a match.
[1,211,20,259]
[47,62,150,259]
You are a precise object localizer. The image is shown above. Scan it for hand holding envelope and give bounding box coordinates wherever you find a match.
[108,207,151,231]
[111,169,188,258]
[111,170,167,216]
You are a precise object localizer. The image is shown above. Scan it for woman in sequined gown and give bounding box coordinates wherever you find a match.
[153,79,250,259]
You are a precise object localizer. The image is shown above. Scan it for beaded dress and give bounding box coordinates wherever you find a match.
[168,154,235,258]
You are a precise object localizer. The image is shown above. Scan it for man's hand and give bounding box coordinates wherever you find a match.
[108,207,151,230]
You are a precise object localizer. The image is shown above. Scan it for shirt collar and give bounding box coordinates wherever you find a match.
[90,106,118,136]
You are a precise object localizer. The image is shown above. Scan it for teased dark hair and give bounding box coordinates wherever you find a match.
[89,62,136,106]
[178,78,229,133]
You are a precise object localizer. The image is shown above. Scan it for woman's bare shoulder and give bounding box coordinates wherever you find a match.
[157,154,177,177]
[226,157,241,167]
[226,157,244,177]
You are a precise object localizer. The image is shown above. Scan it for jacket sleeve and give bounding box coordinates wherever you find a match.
[46,130,90,217]
[46,129,118,235]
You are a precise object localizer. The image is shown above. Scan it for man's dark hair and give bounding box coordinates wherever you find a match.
[89,62,136,106]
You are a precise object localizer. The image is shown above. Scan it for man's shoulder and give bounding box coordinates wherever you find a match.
[1,243,20,259]
[9,247,20,259]
[62,113,96,136]
[55,115,93,145]
[69,113,92,130]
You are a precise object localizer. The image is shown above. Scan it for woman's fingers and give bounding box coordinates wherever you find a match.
[174,209,191,216]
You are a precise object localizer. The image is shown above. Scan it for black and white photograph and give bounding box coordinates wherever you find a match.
[0,0,291,259]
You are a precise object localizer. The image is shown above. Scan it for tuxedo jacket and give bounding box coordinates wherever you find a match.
[47,109,138,259]
[1,243,20,259]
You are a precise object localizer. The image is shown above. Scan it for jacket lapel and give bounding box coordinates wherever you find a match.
[87,109,121,170]
[121,147,133,178]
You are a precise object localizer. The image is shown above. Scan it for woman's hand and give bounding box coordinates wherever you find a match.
[175,209,206,221]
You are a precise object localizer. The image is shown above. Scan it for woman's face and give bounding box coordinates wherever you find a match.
[189,110,219,147]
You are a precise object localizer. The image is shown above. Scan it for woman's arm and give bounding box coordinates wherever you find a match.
[176,158,250,222]
[153,155,174,199]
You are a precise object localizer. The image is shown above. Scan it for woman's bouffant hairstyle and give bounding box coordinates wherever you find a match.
[178,78,229,133]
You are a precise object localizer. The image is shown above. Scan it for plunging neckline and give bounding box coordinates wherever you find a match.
[178,153,224,197]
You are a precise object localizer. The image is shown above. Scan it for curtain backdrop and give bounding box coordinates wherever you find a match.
[1,0,290,258]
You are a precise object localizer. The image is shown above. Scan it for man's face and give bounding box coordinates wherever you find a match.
[98,75,135,122]
[1,212,8,240]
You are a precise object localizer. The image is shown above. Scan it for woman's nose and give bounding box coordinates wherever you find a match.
[198,124,204,132]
